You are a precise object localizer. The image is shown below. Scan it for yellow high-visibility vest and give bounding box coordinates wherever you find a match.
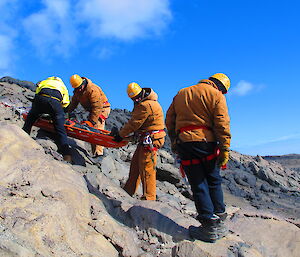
[36,77,70,108]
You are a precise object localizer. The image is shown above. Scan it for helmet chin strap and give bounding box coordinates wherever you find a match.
[132,89,145,103]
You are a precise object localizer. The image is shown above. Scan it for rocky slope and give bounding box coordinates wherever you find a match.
[0,78,299,257]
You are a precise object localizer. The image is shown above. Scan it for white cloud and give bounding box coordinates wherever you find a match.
[2,0,172,65]
[231,80,253,96]
[23,0,77,57]
[77,0,172,40]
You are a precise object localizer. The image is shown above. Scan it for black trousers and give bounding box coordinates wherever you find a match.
[177,141,225,220]
[23,94,71,155]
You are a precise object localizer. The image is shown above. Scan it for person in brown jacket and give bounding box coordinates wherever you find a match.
[112,82,166,200]
[68,74,110,157]
[165,73,231,243]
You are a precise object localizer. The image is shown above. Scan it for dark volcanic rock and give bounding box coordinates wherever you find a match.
[0,76,36,92]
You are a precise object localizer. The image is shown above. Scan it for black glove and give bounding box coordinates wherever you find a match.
[110,126,119,137]
[110,126,123,142]
[113,134,123,142]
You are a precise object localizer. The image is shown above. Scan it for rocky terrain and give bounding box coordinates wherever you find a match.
[0,77,299,257]
[264,154,300,172]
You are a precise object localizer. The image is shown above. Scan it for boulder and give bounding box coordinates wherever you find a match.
[0,124,118,257]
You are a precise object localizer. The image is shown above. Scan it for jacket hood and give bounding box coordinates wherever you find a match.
[198,79,219,90]
[142,88,158,102]
[83,77,93,87]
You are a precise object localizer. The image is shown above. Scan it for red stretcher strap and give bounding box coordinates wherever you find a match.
[179,125,212,134]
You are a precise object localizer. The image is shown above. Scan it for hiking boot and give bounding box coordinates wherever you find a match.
[189,225,219,243]
[190,215,228,242]
[63,155,72,163]
[215,212,227,221]
[214,212,228,239]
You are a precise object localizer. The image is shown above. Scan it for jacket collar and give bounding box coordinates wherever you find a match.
[198,79,218,90]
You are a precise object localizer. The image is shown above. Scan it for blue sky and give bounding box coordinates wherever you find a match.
[1,0,299,156]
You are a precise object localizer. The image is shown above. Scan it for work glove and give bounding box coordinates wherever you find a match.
[110,126,123,142]
[81,120,94,127]
[217,150,230,169]
[113,134,123,142]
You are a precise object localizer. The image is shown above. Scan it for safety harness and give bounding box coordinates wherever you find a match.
[177,125,227,170]
[140,129,165,152]
[181,148,220,166]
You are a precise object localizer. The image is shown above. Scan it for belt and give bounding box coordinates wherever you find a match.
[181,148,220,166]
[40,94,61,102]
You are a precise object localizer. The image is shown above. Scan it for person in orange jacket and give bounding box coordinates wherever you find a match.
[68,74,110,158]
[165,73,231,242]
[112,82,166,200]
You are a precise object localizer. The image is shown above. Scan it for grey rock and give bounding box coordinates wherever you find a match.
[172,241,211,257]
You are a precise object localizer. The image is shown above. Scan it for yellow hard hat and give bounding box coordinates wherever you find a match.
[210,73,230,93]
[70,74,83,89]
[127,82,142,98]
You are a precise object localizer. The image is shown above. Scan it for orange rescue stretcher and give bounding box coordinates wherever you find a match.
[22,113,128,148]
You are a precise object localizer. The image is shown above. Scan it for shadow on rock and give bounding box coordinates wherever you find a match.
[128,205,191,243]
[83,175,191,244]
